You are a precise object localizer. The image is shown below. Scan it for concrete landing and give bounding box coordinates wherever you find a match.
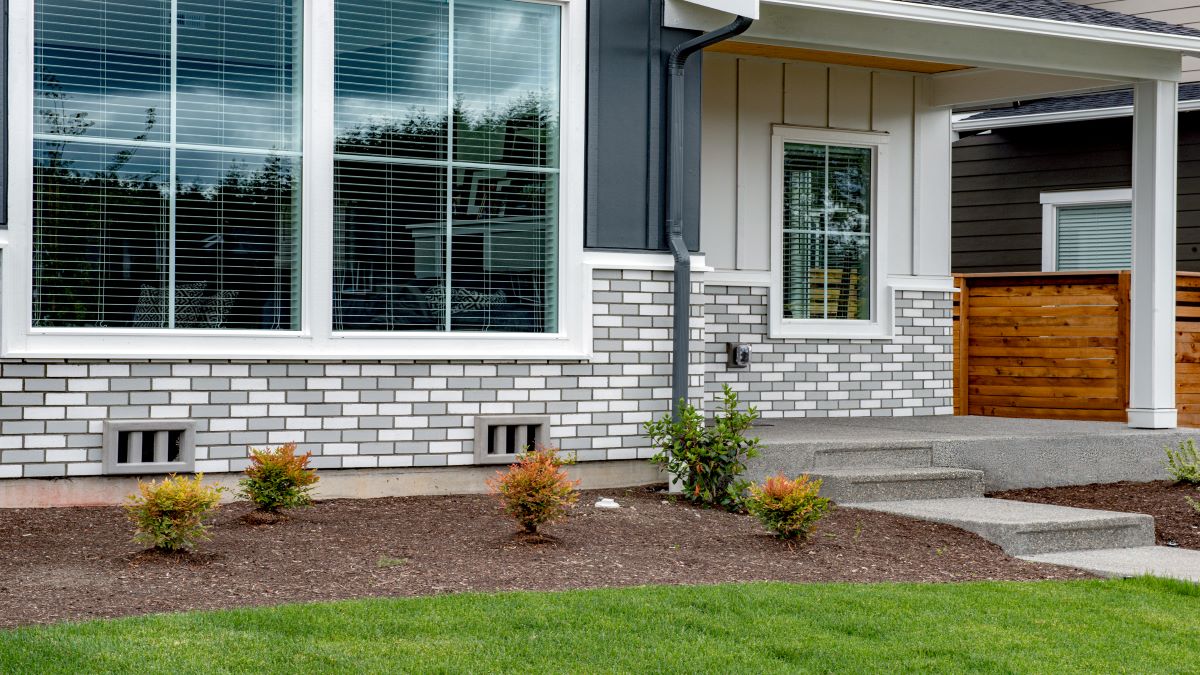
[751,415,1191,490]
[849,497,1155,556]
[1022,546,1200,583]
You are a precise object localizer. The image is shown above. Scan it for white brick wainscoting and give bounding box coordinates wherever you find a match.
[0,272,952,480]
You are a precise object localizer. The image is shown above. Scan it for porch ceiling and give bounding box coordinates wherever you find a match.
[705,41,970,74]
[666,0,1198,84]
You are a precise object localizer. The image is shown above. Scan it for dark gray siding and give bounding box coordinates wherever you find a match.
[952,114,1200,273]
[585,0,701,252]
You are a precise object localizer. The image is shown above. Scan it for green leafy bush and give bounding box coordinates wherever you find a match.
[238,442,319,513]
[1187,494,1200,516]
[1166,439,1200,485]
[124,474,224,552]
[487,446,580,534]
[645,384,761,510]
[745,474,832,541]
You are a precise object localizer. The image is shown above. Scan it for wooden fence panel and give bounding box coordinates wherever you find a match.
[1177,274,1200,427]
[953,272,1127,422]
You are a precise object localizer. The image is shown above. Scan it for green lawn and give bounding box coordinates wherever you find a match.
[3,578,1198,674]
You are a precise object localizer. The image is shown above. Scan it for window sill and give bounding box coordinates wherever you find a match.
[5,331,594,361]
[768,320,892,341]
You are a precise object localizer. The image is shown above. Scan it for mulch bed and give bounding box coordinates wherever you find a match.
[0,485,1089,628]
[992,481,1200,550]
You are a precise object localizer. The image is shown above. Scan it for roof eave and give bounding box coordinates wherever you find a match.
[953,98,1200,132]
[767,0,1200,55]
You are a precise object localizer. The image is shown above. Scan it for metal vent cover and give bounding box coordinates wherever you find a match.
[101,420,197,475]
[473,415,551,465]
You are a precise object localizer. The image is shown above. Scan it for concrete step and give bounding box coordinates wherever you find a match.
[813,467,984,503]
[853,497,1156,557]
[1020,546,1200,582]
[811,446,932,471]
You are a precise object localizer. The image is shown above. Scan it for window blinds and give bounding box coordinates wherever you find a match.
[333,0,560,333]
[1055,203,1133,271]
[33,0,301,330]
[780,142,872,321]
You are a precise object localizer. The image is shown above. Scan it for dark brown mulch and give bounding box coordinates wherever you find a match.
[0,485,1089,628]
[992,480,1200,550]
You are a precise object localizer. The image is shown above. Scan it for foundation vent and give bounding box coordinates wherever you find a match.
[102,420,197,475]
[473,415,551,465]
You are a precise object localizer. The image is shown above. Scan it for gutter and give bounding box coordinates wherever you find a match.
[954,98,1200,133]
[665,14,753,419]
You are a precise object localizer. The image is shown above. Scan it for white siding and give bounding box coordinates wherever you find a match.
[700,53,920,276]
[1076,0,1200,80]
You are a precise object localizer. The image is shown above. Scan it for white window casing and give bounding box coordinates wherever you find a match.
[1040,188,1132,272]
[769,125,891,340]
[4,0,589,360]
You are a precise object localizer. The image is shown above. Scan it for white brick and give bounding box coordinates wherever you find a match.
[0,465,22,478]
[195,459,230,473]
[67,462,104,476]
[46,448,87,462]
[342,455,378,468]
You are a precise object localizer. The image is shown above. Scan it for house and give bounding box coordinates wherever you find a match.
[953,86,1200,273]
[2,0,1198,506]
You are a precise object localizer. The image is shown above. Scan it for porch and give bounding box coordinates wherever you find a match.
[748,414,1191,491]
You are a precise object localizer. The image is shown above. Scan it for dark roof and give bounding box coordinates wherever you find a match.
[898,0,1200,38]
[964,83,1200,122]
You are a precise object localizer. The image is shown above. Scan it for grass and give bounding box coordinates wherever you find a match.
[3,577,1199,674]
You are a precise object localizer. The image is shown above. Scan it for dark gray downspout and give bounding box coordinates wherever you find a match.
[666,15,753,418]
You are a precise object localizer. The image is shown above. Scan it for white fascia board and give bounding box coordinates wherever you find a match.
[675,0,759,20]
[954,99,1200,132]
[763,0,1200,56]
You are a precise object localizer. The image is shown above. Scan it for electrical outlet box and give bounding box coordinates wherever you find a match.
[726,342,752,368]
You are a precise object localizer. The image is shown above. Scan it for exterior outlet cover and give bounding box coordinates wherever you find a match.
[727,342,752,368]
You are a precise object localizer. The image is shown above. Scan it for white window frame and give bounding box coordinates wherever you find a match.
[4,0,589,360]
[769,125,890,340]
[1040,188,1132,272]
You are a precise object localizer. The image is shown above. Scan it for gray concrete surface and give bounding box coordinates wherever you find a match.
[1022,546,1200,582]
[813,467,984,502]
[850,497,1156,556]
[750,416,1194,490]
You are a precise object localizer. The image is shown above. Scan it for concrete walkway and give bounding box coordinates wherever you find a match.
[1022,546,1200,582]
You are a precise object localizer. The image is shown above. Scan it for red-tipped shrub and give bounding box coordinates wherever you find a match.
[487,446,580,534]
[745,473,832,541]
[239,442,319,514]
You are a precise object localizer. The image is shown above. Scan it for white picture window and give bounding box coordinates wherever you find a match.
[1041,189,1132,272]
[7,0,586,358]
[770,126,889,339]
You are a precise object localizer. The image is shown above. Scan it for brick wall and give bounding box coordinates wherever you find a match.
[703,286,954,418]
[0,273,952,479]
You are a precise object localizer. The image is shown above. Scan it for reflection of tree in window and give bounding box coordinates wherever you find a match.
[781,142,871,322]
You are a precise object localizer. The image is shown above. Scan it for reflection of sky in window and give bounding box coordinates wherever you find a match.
[335,0,558,142]
[35,0,298,151]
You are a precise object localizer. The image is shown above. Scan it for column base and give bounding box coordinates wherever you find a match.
[1127,408,1178,429]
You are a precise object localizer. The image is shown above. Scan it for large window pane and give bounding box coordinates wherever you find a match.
[33,140,169,327]
[781,142,872,321]
[334,0,560,333]
[33,0,302,330]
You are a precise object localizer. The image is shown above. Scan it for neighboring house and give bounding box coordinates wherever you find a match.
[2,0,1198,504]
[952,86,1200,273]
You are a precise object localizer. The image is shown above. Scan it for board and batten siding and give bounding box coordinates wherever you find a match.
[699,53,922,276]
[1076,0,1200,81]
[951,113,1200,273]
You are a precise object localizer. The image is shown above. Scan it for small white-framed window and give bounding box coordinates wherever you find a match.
[5,0,588,360]
[769,126,889,340]
[1041,189,1132,272]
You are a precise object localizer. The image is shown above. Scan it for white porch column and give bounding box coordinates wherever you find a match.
[1128,79,1178,429]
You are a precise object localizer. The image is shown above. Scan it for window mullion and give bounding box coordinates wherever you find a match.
[445,0,456,333]
[168,0,178,329]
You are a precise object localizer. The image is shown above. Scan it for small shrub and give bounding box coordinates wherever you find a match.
[645,384,761,510]
[487,446,580,534]
[1166,439,1200,485]
[239,442,319,513]
[1187,495,1200,515]
[745,474,832,541]
[124,474,224,552]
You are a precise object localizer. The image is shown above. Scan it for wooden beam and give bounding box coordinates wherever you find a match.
[706,41,968,74]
